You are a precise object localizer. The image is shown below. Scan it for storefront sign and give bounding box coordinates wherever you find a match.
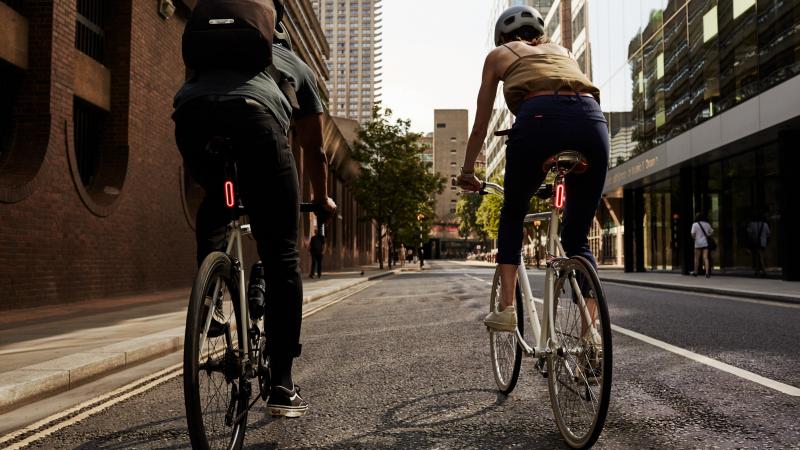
[604,145,668,192]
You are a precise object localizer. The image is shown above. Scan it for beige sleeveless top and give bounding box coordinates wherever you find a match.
[502,44,600,115]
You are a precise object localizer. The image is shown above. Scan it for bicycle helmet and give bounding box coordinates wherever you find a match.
[494,5,545,46]
[274,21,292,50]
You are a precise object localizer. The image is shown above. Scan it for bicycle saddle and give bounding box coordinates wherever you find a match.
[542,151,588,174]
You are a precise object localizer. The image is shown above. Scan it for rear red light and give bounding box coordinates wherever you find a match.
[555,183,565,208]
[224,181,235,208]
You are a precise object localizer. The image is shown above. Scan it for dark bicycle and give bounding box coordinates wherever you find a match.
[182,136,326,450]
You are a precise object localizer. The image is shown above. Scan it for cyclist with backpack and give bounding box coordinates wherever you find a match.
[173,0,335,417]
[456,5,609,331]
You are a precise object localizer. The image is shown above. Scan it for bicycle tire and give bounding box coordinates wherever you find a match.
[184,251,249,450]
[546,256,612,449]
[489,266,524,395]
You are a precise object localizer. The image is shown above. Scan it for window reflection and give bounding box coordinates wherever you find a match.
[590,0,800,168]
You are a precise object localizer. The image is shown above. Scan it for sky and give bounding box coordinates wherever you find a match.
[378,0,652,133]
[380,0,491,134]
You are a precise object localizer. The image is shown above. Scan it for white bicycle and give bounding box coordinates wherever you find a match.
[469,150,612,449]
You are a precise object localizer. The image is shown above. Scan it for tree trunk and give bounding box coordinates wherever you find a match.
[377,222,384,269]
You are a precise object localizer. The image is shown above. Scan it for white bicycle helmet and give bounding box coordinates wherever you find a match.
[494,5,545,46]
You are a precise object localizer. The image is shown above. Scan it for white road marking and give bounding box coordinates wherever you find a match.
[463,272,800,397]
[0,281,380,448]
[464,273,489,284]
[610,324,800,397]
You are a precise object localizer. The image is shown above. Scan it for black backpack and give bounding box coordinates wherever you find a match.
[182,0,299,110]
[182,0,282,71]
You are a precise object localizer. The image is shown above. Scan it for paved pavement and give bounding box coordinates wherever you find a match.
[0,265,398,414]
[3,261,797,449]
[455,260,800,303]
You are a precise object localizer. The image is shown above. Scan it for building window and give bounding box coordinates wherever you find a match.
[76,0,105,63]
[546,6,560,38]
[449,208,456,214]
[436,123,446,128]
[0,61,22,177]
[1,0,23,10]
[571,4,585,39]
[73,98,106,188]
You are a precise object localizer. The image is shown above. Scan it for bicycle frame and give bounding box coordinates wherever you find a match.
[482,181,597,361]
[199,214,254,359]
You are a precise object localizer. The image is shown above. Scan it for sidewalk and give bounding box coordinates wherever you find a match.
[597,269,800,303]
[0,265,396,413]
[456,260,800,303]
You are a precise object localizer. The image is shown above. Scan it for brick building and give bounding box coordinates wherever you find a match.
[0,0,374,310]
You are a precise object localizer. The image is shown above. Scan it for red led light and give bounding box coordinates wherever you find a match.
[224,181,235,208]
[555,183,565,208]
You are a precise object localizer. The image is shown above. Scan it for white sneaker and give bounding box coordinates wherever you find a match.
[484,306,517,332]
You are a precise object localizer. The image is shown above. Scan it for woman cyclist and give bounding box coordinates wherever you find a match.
[457,5,609,331]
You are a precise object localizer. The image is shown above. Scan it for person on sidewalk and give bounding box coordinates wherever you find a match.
[309,228,325,279]
[173,20,335,417]
[690,212,714,278]
[746,214,770,277]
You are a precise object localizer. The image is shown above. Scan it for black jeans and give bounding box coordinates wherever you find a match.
[497,95,609,268]
[173,96,302,362]
[310,253,322,277]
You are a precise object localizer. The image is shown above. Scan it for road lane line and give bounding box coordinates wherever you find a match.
[464,274,490,284]
[0,281,381,448]
[302,281,377,318]
[463,272,800,396]
[610,324,800,397]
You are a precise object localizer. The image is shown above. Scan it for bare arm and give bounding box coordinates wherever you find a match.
[294,113,328,201]
[463,51,501,171]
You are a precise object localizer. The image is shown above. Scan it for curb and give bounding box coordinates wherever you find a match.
[600,277,800,304]
[454,260,800,304]
[0,327,184,414]
[0,270,398,414]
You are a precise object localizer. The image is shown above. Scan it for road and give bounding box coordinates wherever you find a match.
[8,261,800,449]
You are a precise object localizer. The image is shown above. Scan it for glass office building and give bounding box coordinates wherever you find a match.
[590,0,800,279]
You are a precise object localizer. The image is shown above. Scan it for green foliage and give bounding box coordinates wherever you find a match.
[475,174,504,240]
[455,167,486,240]
[350,106,445,259]
[473,172,551,240]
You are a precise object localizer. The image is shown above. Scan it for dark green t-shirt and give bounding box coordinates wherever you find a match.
[272,44,324,120]
[173,44,322,132]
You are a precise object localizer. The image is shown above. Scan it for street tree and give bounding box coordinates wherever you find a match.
[350,106,445,268]
[455,167,487,243]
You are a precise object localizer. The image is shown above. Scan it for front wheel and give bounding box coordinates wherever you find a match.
[547,256,612,449]
[184,251,249,450]
[489,267,524,395]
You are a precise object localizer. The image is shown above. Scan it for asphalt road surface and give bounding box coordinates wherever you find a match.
[13,261,800,449]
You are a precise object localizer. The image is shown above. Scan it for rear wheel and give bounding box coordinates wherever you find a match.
[184,251,249,450]
[489,267,524,395]
[547,256,612,449]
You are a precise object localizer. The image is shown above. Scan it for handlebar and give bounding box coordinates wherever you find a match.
[300,202,332,224]
[450,177,504,196]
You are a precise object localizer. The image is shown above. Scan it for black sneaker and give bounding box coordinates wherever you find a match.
[266,385,308,417]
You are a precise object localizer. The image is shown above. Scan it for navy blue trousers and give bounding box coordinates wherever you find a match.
[497,95,609,268]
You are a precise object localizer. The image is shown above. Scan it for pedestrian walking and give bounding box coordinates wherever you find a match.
[746,214,770,277]
[690,212,715,278]
[309,228,325,278]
